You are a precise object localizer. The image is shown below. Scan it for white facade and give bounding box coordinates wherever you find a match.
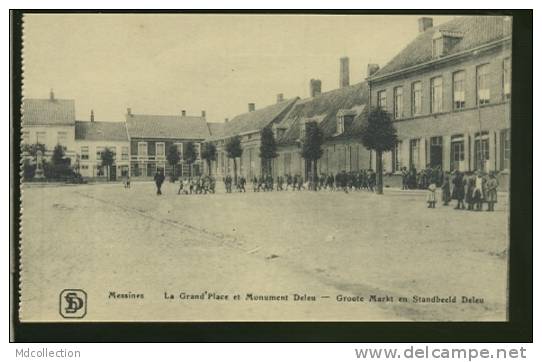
[75,140,130,179]
[22,124,77,160]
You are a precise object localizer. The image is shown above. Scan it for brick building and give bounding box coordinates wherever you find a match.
[74,111,130,180]
[275,60,371,179]
[207,97,298,179]
[125,109,210,179]
[367,16,512,186]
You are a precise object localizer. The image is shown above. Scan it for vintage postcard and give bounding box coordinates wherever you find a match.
[18,13,511,322]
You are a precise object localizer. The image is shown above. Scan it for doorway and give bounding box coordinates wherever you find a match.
[429,136,443,168]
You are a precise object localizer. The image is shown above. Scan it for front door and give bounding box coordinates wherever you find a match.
[429,136,443,168]
[109,165,117,181]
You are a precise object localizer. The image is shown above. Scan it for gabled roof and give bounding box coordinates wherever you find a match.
[207,97,299,141]
[22,98,76,126]
[75,121,128,142]
[126,114,210,140]
[206,122,226,138]
[277,82,368,145]
[373,16,512,78]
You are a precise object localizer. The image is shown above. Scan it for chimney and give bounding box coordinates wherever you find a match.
[310,79,322,98]
[340,57,350,88]
[248,103,255,112]
[418,17,433,33]
[201,110,206,118]
[181,110,186,117]
[126,107,132,117]
[367,63,380,77]
[276,93,284,103]
[225,118,229,123]
[90,109,95,122]
[49,88,55,101]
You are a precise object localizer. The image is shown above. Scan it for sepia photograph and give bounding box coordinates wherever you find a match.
[16,12,514,324]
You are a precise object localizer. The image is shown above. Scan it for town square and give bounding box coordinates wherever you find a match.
[19,14,512,322]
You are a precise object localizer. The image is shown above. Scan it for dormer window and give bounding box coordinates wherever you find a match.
[299,121,306,140]
[432,30,463,59]
[337,117,345,134]
[335,111,355,136]
[432,37,444,58]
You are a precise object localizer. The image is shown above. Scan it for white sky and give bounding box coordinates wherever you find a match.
[22,14,456,122]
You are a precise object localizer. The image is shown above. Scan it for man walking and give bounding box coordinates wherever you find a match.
[154,170,165,195]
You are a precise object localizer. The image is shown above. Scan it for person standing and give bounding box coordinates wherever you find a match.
[426,183,437,208]
[154,170,165,195]
[441,173,451,206]
[451,171,465,209]
[485,172,499,211]
[473,170,486,211]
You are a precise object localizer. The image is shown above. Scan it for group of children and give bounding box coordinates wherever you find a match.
[177,175,217,195]
[426,170,500,211]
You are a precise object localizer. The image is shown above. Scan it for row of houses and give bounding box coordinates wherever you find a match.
[22,16,512,185]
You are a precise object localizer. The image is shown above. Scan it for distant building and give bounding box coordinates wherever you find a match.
[74,111,130,180]
[125,109,210,179]
[207,97,298,179]
[22,90,77,161]
[368,16,512,184]
[275,67,371,179]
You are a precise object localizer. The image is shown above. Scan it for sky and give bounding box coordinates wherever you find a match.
[22,14,456,123]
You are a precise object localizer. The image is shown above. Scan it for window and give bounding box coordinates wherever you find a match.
[36,131,46,144]
[156,142,165,157]
[450,134,465,171]
[430,76,443,113]
[96,146,104,162]
[138,142,148,157]
[411,82,422,116]
[503,58,511,100]
[500,129,511,170]
[432,37,444,58]
[57,131,68,146]
[121,146,129,161]
[175,142,183,159]
[194,143,201,159]
[474,132,490,171]
[299,121,306,139]
[80,146,89,160]
[81,165,89,170]
[409,139,420,170]
[393,86,403,119]
[453,71,466,110]
[477,64,490,105]
[392,141,402,172]
[110,146,117,160]
[337,117,345,134]
[377,90,387,111]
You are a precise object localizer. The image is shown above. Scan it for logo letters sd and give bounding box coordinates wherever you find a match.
[59,289,87,318]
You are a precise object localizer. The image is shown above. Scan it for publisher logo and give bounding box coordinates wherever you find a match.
[59,289,87,318]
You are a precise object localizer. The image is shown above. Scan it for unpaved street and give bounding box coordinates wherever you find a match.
[20,182,509,321]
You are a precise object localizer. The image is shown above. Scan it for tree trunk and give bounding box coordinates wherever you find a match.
[233,158,238,185]
[207,160,212,176]
[376,150,383,194]
[312,159,317,191]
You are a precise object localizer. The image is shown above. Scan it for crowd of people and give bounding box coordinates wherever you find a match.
[150,167,500,212]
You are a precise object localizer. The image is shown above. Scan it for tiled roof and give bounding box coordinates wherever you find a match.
[374,16,512,78]
[22,98,76,125]
[206,122,226,138]
[75,121,128,142]
[277,82,368,145]
[207,98,299,141]
[126,114,210,140]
